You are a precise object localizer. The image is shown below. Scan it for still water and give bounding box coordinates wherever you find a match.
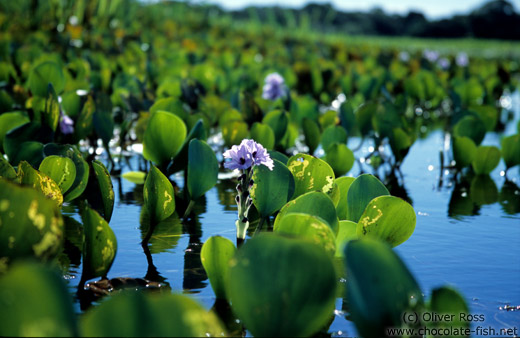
[64,99,520,337]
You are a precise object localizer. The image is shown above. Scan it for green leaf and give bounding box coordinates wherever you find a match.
[357,195,416,247]
[28,62,65,97]
[80,292,225,337]
[428,287,469,337]
[355,102,378,136]
[287,153,335,199]
[4,122,53,166]
[274,191,339,234]
[38,155,76,194]
[274,213,336,257]
[149,97,188,121]
[302,117,321,155]
[389,127,412,163]
[335,176,355,220]
[227,234,336,337]
[267,150,289,165]
[74,96,95,141]
[168,119,207,174]
[0,156,17,180]
[453,115,486,146]
[345,238,424,338]
[262,109,288,144]
[501,134,520,169]
[187,139,218,200]
[44,84,60,132]
[144,165,175,224]
[18,161,63,207]
[471,145,500,175]
[346,174,389,223]
[222,120,248,148]
[143,111,187,165]
[321,125,347,152]
[250,122,275,150]
[0,263,78,337]
[251,159,295,218]
[335,220,357,257]
[0,179,64,262]
[9,141,44,168]
[324,143,355,177]
[81,207,117,281]
[43,144,89,202]
[469,105,498,131]
[201,236,236,300]
[452,136,477,169]
[122,171,146,184]
[93,109,114,147]
[0,111,29,153]
[91,160,115,222]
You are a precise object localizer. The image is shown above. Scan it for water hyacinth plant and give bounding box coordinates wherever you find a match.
[223,139,274,243]
[262,73,287,101]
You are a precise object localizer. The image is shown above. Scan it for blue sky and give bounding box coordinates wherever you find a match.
[189,0,520,19]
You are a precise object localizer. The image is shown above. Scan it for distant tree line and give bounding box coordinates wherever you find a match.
[202,0,520,40]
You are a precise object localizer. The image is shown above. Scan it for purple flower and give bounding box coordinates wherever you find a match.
[423,49,439,63]
[456,52,469,67]
[262,73,286,101]
[59,114,74,135]
[437,57,450,70]
[223,139,274,171]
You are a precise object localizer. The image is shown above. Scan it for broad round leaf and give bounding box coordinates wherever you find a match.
[187,139,218,200]
[28,62,65,97]
[472,145,500,175]
[227,234,337,337]
[91,160,115,222]
[81,207,117,281]
[262,109,288,144]
[335,220,357,257]
[39,155,76,194]
[321,125,347,152]
[428,287,470,334]
[0,263,78,337]
[335,176,355,220]
[356,195,416,247]
[143,110,187,165]
[168,119,207,174]
[501,134,520,169]
[453,115,486,146]
[250,122,275,150]
[4,122,53,166]
[80,292,225,337]
[201,236,236,300]
[274,191,339,234]
[452,136,477,169]
[144,165,175,224]
[0,156,17,180]
[346,174,389,223]
[18,161,63,207]
[222,121,248,148]
[251,159,295,217]
[324,143,354,177]
[345,239,424,338]
[287,153,335,199]
[302,117,321,155]
[0,111,29,153]
[274,213,336,257]
[43,143,90,202]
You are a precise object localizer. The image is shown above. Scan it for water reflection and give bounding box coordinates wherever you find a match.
[499,180,520,215]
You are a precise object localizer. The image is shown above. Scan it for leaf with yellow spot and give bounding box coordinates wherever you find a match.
[287,153,335,199]
[144,165,175,225]
[17,161,63,207]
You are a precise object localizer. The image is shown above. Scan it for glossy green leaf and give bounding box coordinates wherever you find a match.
[187,139,218,200]
[168,119,207,174]
[4,122,53,166]
[324,143,355,177]
[274,213,336,257]
[428,287,469,336]
[0,156,17,180]
[80,291,225,337]
[501,134,520,169]
[149,97,188,121]
[74,96,95,141]
[335,220,357,257]
[0,263,78,337]
[222,121,248,148]
[143,110,187,165]
[43,144,89,202]
[144,165,175,225]
[287,153,335,199]
[262,109,288,144]
[44,84,60,132]
[274,191,339,234]
[251,159,295,218]
[472,145,500,175]
[18,161,63,207]
[201,236,236,300]
[321,125,347,152]
[250,122,275,150]
[452,136,477,169]
[268,150,289,164]
[91,160,115,222]
[28,62,65,97]
[38,155,76,194]
[0,111,29,153]
[0,179,64,262]
[81,207,117,281]
[346,174,390,223]
[228,234,336,337]
[453,115,486,146]
[357,195,416,247]
[122,171,146,184]
[302,117,321,155]
[345,238,424,338]
[335,176,355,220]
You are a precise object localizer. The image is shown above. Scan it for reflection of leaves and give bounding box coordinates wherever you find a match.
[140,211,183,254]
[215,179,238,212]
[500,180,520,215]
[470,175,498,206]
[448,176,479,219]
